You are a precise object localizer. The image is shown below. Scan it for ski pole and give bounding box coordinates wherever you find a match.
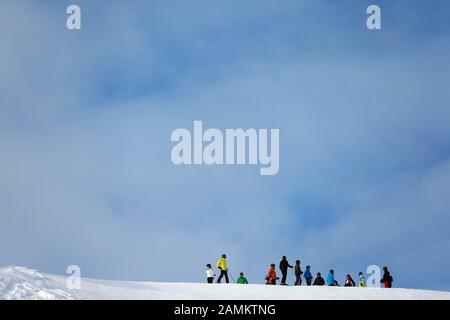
[227,269,236,283]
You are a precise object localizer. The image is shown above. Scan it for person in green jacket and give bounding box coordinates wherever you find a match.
[237,272,248,284]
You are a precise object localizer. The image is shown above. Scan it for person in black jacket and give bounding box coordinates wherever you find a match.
[279,256,293,285]
[381,266,393,288]
[294,260,303,286]
[313,272,325,286]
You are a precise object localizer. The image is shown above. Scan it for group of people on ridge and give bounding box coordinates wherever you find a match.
[206,254,394,288]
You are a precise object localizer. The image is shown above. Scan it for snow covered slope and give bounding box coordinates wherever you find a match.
[1,266,450,300]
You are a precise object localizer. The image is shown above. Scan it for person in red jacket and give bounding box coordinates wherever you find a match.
[344,274,356,287]
[265,264,278,285]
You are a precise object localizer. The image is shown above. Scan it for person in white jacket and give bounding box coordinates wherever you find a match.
[206,264,215,283]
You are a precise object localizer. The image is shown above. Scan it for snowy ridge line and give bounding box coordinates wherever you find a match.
[1,266,450,300]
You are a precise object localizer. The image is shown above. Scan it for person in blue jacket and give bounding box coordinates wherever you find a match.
[327,269,335,286]
[304,265,313,286]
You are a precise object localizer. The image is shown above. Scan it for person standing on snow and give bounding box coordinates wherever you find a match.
[313,272,325,286]
[327,269,336,286]
[358,272,366,287]
[381,266,393,288]
[294,260,303,286]
[237,272,248,284]
[205,264,215,284]
[266,264,278,285]
[304,265,313,286]
[279,256,293,285]
[344,274,356,287]
[216,254,229,283]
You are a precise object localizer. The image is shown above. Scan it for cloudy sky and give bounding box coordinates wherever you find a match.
[1,0,450,290]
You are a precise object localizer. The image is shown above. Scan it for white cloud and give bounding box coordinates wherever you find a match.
[1,0,450,289]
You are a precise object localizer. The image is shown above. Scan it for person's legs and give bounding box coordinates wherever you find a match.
[281,271,287,284]
[306,278,312,286]
[207,277,213,284]
[271,279,276,285]
[224,271,229,283]
[294,275,300,286]
[217,271,223,283]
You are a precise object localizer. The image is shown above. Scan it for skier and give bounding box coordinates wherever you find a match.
[304,265,313,286]
[205,264,215,284]
[344,274,356,287]
[279,256,293,285]
[358,272,366,287]
[326,269,335,286]
[216,254,229,284]
[380,266,393,288]
[294,260,303,286]
[313,272,325,286]
[237,272,248,284]
[266,264,278,285]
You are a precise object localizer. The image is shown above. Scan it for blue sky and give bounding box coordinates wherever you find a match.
[1,0,450,290]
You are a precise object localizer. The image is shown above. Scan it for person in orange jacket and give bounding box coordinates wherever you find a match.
[265,263,279,285]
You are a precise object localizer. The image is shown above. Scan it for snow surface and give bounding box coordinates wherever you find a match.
[1,266,450,300]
